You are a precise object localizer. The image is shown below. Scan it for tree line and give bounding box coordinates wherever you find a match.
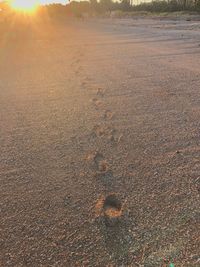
[1,0,200,17]
[49,0,200,15]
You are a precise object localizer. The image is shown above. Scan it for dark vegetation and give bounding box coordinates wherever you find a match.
[1,0,200,19]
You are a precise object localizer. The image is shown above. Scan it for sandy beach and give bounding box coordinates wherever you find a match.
[0,17,200,266]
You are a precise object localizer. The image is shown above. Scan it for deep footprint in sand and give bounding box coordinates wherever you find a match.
[96,194,123,226]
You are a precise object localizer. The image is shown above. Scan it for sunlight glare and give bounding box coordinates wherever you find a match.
[10,0,39,13]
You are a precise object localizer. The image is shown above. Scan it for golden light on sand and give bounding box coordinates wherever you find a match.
[9,0,39,13]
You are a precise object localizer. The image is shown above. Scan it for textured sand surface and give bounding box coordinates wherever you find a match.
[0,18,200,266]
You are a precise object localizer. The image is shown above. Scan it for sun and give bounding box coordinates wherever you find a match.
[9,0,39,13]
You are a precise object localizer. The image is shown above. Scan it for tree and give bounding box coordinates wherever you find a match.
[99,0,114,12]
[120,0,131,11]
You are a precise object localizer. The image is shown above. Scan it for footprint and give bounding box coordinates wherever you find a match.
[63,195,72,206]
[86,151,109,173]
[92,124,106,138]
[91,98,103,109]
[96,88,105,97]
[93,152,109,173]
[86,151,103,164]
[93,151,104,163]
[96,194,123,226]
[108,129,123,144]
[91,125,122,144]
[95,195,133,263]
[97,160,109,173]
[104,110,114,120]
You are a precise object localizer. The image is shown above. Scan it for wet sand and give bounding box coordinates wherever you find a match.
[0,18,200,266]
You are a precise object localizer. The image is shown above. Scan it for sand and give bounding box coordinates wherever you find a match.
[0,17,200,266]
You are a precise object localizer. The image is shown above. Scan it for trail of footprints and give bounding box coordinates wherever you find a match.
[65,53,136,263]
[71,52,124,226]
[88,83,124,226]
[92,124,122,144]
[87,85,135,264]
